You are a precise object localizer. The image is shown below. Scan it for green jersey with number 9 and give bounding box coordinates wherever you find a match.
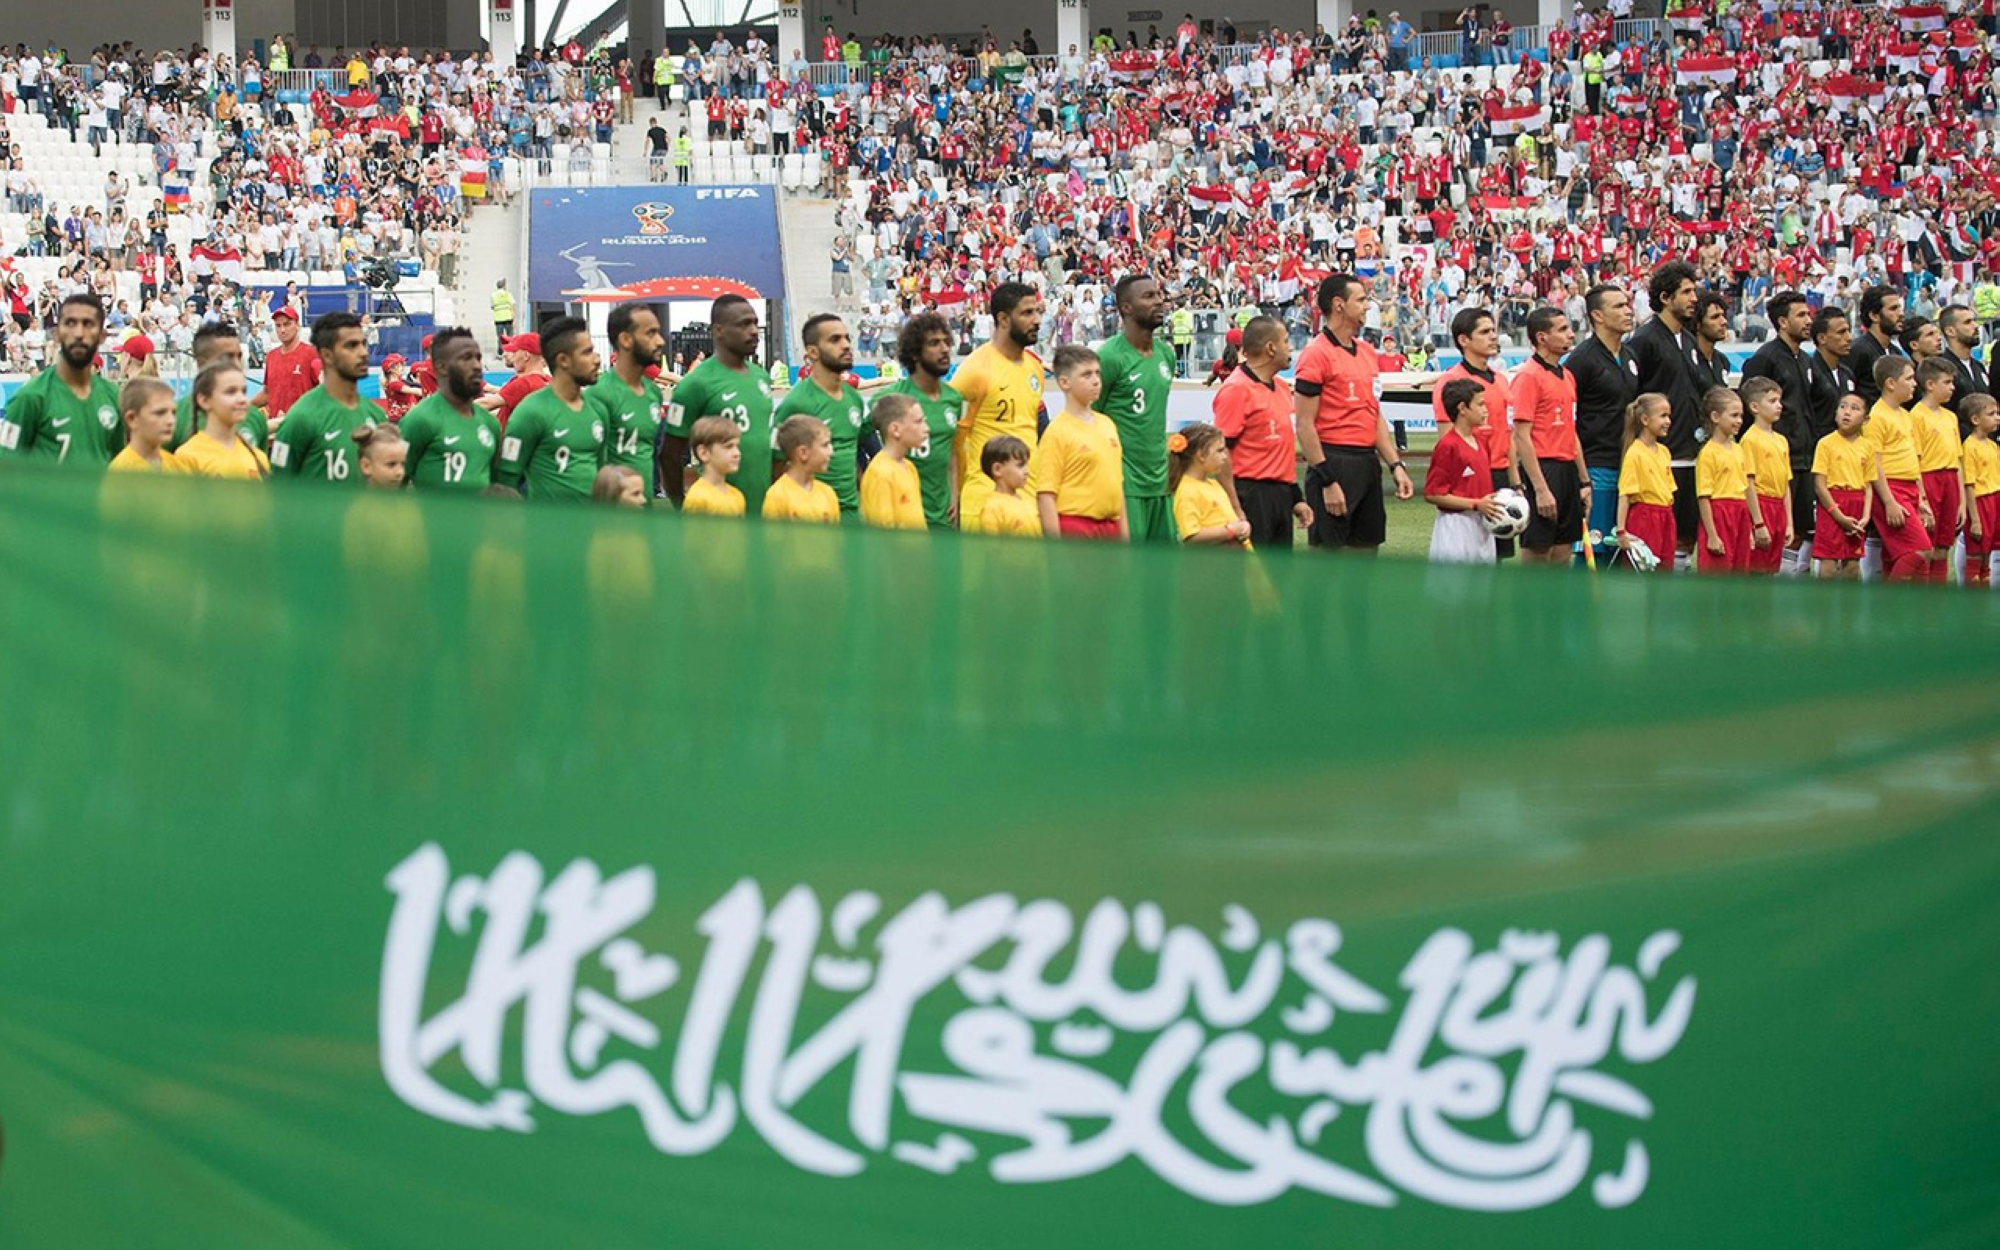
[586,371,664,493]
[1096,332,1177,497]
[400,394,501,491]
[496,385,604,501]
[268,385,383,482]
[667,356,778,514]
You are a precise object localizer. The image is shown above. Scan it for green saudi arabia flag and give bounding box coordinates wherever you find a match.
[0,468,1996,1248]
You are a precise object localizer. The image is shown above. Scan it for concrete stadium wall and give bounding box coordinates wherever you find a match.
[9,0,291,57]
[791,0,1546,48]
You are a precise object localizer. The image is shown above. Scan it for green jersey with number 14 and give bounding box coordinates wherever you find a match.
[1096,332,1177,497]
[586,371,664,493]
[669,357,777,514]
[400,394,501,491]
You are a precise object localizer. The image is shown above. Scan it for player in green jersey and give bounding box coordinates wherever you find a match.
[1097,274,1180,543]
[882,311,966,529]
[401,328,502,491]
[496,317,606,502]
[0,293,124,467]
[171,321,270,453]
[666,295,777,513]
[587,302,669,496]
[773,313,869,518]
[269,312,384,482]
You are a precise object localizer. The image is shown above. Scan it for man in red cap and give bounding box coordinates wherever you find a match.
[495,330,548,429]
[254,305,321,421]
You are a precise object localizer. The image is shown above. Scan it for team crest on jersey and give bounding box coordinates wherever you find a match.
[592,421,605,442]
[98,405,117,430]
[847,407,861,428]
[758,381,772,396]
[478,426,495,448]
[1158,361,1173,380]
[1029,375,1042,392]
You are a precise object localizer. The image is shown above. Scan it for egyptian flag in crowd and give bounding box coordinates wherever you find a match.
[162,172,190,212]
[1896,4,1947,33]
[1485,103,1547,136]
[460,151,488,200]
[1823,72,1888,108]
[190,240,244,283]
[1676,54,1738,87]
[1886,41,1927,74]
[1107,51,1158,83]
[1480,195,1535,214]
[1665,1,1711,31]
[333,88,379,114]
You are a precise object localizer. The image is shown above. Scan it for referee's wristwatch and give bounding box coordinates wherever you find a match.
[1388,460,1408,473]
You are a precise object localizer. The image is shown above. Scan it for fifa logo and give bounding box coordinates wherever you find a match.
[632,202,675,235]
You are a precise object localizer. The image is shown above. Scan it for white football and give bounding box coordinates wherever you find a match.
[1485,488,1532,538]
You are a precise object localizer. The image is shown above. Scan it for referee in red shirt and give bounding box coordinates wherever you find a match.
[1293,274,1413,551]
[1212,316,1313,549]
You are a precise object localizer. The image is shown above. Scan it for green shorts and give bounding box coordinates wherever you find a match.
[1126,494,1178,545]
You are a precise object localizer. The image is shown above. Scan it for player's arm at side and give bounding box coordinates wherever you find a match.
[0,388,40,455]
[495,403,541,489]
[656,381,700,507]
[950,361,989,457]
[477,412,503,488]
[268,406,310,475]
[400,408,433,484]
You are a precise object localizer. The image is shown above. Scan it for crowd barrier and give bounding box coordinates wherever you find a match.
[0,470,1994,1246]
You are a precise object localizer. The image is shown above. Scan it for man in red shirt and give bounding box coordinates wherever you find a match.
[257,306,321,421]
[1293,274,1413,552]
[1212,315,1312,549]
[495,332,549,429]
[1510,306,1589,566]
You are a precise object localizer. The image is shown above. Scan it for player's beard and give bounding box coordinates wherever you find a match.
[448,370,483,402]
[60,340,97,369]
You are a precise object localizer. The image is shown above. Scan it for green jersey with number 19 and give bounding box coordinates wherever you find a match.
[1096,332,1177,497]
[0,368,125,466]
[880,377,964,527]
[269,386,383,482]
[497,385,605,501]
[669,357,777,514]
[773,377,868,511]
[400,394,501,491]
[586,371,664,493]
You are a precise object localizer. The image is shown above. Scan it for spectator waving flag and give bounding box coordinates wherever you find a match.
[1886,41,1927,74]
[1665,1,1711,31]
[1895,4,1947,33]
[1675,55,1738,87]
[460,153,488,200]
[1484,103,1547,136]
[162,172,190,213]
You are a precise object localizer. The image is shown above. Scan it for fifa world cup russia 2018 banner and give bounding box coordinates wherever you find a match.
[0,471,1998,1247]
[527,184,786,305]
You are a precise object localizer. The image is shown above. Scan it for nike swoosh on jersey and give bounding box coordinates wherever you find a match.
[719,392,738,401]
[443,436,461,445]
[554,429,569,437]
[51,417,70,427]
[324,430,341,440]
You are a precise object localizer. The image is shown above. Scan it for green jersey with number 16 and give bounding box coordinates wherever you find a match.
[1096,332,1177,497]
[269,386,383,482]
[669,357,777,514]
[400,394,501,491]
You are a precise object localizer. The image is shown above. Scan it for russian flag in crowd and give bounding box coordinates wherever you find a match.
[162,173,190,212]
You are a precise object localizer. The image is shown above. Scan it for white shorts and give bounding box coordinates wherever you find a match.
[1430,511,1497,565]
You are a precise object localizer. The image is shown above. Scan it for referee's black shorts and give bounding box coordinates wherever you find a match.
[1306,446,1387,549]
[1523,457,1585,549]
[1672,463,1698,546]
[1236,477,1300,551]
[1491,468,1517,560]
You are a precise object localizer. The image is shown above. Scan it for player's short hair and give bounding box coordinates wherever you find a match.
[1052,343,1098,378]
[774,413,826,459]
[1938,304,1975,336]
[1113,273,1156,309]
[1524,305,1566,347]
[1765,290,1809,324]
[1450,306,1493,351]
[1873,354,1913,387]
[429,326,477,362]
[1695,291,1731,330]
[896,311,952,373]
[1738,376,1781,408]
[605,301,657,345]
[1648,260,1698,313]
[191,320,241,365]
[1916,355,1957,391]
[1241,315,1286,356]
[539,316,591,369]
[711,294,751,324]
[802,312,844,348]
[690,415,741,455]
[58,292,105,325]
[981,434,1030,479]
[591,464,643,503]
[1438,377,1482,421]
[310,310,363,352]
[1810,306,1849,341]
[1315,272,1363,315]
[871,392,920,436]
[990,281,1037,318]
[118,376,173,417]
[1583,283,1626,321]
[1859,284,1900,329]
